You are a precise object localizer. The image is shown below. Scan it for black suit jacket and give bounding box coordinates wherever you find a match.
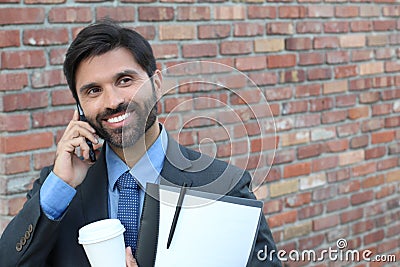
[0,137,281,266]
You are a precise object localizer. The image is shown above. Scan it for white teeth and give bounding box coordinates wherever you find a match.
[107,113,130,123]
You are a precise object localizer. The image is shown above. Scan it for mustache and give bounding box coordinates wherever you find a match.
[96,102,132,122]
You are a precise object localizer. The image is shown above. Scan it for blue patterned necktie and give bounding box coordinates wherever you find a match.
[116,171,140,250]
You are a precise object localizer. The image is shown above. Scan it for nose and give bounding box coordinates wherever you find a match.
[103,85,124,110]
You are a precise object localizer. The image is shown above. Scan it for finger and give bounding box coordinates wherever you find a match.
[125,247,138,267]
[62,125,98,144]
[72,109,79,121]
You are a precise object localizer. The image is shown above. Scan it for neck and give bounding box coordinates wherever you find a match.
[110,119,160,168]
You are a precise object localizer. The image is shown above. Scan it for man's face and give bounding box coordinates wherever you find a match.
[75,47,159,148]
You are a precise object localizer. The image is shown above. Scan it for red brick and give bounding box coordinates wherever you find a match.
[214,6,245,20]
[267,22,294,35]
[312,156,338,172]
[350,135,369,148]
[348,106,370,119]
[0,30,20,48]
[33,151,56,170]
[280,70,306,83]
[0,132,53,153]
[138,6,173,21]
[324,139,349,153]
[299,234,324,250]
[313,214,339,231]
[297,144,322,159]
[0,8,45,25]
[49,48,67,65]
[371,131,395,144]
[182,43,217,58]
[0,155,31,175]
[351,20,373,32]
[152,44,178,60]
[285,37,312,50]
[362,174,385,189]
[326,51,349,64]
[48,7,92,23]
[31,69,66,88]
[1,50,45,69]
[374,20,396,31]
[337,122,360,137]
[312,185,336,201]
[352,49,373,61]
[0,73,28,91]
[376,185,396,199]
[307,67,331,81]
[247,5,276,19]
[359,91,380,104]
[335,6,359,17]
[282,100,308,115]
[376,48,393,59]
[327,197,350,212]
[313,36,339,49]
[322,110,347,124]
[377,157,398,170]
[267,54,296,69]
[339,180,361,194]
[335,65,357,79]
[307,5,334,18]
[23,28,69,46]
[198,24,230,39]
[285,192,311,208]
[33,109,74,128]
[385,61,400,72]
[341,207,364,224]
[220,41,252,55]
[1,196,26,216]
[272,150,295,165]
[351,190,374,205]
[349,78,372,91]
[381,88,400,100]
[295,84,320,97]
[324,21,349,33]
[297,21,322,33]
[279,6,306,18]
[385,116,400,128]
[327,168,350,183]
[361,118,384,132]
[234,22,264,37]
[262,199,283,214]
[352,162,376,178]
[309,97,333,112]
[364,230,384,245]
[373,76,393,88]
[249,72,277,86]
[294,114,321,128]
[299,52,324,66]
[365,146,386,160]
[233,56,266,71]
[3,91,48,112]
[96,7,135,22]
[133,26,156,40]
[352,220,374,235]
[268,210,297,228]
[159,25,195,40]
[283,162,311,178]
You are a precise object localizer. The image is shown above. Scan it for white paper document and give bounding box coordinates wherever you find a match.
[154,185,262,267]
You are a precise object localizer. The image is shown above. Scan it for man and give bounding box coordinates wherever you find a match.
[0,20,281,266]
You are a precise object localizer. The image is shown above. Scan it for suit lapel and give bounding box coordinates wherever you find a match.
[78,147,109,224]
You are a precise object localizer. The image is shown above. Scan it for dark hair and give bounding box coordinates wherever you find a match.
[63,19,157,101]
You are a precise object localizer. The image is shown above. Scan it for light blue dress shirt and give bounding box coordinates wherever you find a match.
[40,126,168,221]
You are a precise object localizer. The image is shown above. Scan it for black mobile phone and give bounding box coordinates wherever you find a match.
[77,104,96,162]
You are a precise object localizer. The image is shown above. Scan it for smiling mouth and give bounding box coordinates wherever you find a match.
[106,112,131,123]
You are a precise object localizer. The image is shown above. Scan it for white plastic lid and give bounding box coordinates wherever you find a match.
[78,219,125,245]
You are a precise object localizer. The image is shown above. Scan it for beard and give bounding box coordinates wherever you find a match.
[86,94,158,149]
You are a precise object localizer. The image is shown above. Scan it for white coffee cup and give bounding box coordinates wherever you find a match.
[78,219,126,267]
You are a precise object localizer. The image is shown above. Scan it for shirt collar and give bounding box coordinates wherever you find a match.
[106,124,168,192]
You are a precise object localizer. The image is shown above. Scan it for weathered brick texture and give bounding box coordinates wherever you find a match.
[1,1,399,265]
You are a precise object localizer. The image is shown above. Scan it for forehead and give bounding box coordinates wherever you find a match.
[75,47,146,86]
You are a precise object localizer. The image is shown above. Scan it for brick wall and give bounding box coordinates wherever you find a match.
[1,1,399,265]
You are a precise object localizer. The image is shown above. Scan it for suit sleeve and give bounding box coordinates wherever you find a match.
[0,167,63,267]
[228,170,282,267]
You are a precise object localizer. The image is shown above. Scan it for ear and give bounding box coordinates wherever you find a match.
[152,69,163,98]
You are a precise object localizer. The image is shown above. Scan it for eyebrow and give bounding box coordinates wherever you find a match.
[78,69,140,94]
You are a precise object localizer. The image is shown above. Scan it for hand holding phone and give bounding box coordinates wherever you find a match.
[77,104,96,162]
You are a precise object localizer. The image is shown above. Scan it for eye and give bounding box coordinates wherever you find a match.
[117,76,133,87]
[87,87,101,95]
